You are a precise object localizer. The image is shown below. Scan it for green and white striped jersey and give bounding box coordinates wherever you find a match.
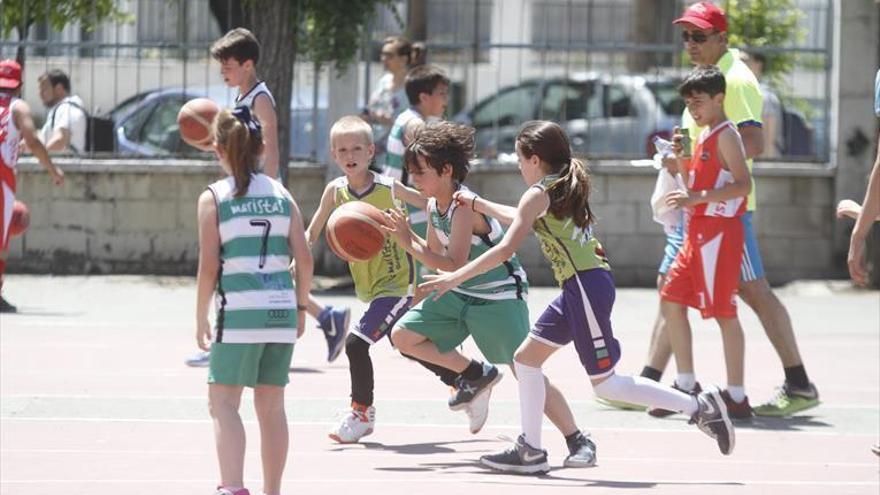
[208,173,298,344]
[428,184,528,301]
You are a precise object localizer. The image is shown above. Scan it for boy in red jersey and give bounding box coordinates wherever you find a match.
[660,65,753,415]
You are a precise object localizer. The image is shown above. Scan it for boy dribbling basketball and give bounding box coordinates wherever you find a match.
[309,115,460,443]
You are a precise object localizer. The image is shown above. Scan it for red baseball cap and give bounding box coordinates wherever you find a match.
[0,59,22,90]
[673,2,728,32]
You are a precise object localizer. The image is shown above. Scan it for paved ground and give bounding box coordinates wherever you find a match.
[0,275,878,494]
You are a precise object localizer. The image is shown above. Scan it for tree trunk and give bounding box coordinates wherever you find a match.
[243,0,298,183]
[406,0,427,42]
[629,0,676,73]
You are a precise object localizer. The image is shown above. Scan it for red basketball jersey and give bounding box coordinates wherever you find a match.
[0,93,20,189]
[686,120,746,219]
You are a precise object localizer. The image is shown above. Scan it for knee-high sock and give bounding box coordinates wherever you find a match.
[594,374,697,415]
[514,360,546,449]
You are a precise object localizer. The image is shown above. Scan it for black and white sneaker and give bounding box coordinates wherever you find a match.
[563,432,597,468]
[448,363,502,410]
[690,386,735,455]
[480,434,550,475]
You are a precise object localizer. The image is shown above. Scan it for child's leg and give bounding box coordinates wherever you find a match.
[509,338,573,449]
[591,373,697,415]
[391,327,470,372]
[254,385,287,495]
[717,316,745,390]
[208,384,246,490]
[661,299,695,383]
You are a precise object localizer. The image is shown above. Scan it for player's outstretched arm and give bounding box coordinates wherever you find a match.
[13,100,64,186]
[847,136,880,286]
[393,180,428,210]
[453,189,518,225]
[195,191,221,351]
[421,187,546,299]
[305,182,337,247]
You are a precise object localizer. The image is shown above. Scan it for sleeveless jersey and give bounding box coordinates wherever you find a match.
[428,184,528,300]
[531,174,610,286]
[383,107,421,182]
[235,81,276,111]
[332,172,413,301]
[0,94,21,191]
[208,173,298,344]
[687,121,746,219]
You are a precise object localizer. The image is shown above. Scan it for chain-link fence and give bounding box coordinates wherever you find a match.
[0,0,832,162]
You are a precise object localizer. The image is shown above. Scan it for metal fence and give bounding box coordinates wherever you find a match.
[0,0,833,162]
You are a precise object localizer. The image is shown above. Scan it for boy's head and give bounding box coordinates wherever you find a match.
[404,122,474,193]
[404,65,449,118]
[679,65,726,127]
[0,60,22,95]
[329,115,375,177]
[211,28,260,87]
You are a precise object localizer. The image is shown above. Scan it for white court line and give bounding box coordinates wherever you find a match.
[1,449,876,468]
[2,394,878,410]
[0,479,876,487]
[2,417,877,438]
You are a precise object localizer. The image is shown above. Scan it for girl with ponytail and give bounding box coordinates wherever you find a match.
[196,106,313,495]
[421,120,735,474]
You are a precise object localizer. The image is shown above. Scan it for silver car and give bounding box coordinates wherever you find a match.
[454,73,684,158]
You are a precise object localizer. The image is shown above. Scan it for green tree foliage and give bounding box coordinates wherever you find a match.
[723,0,805,86]
[1,0,133,66]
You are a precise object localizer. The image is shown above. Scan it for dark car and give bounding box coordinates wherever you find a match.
[108,85,329,161]
[454,73,685,158]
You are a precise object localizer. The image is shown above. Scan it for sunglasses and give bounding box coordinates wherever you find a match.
[681,31,715,44]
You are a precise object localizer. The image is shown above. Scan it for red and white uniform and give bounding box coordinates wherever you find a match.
[0,93,21,249]
[661,121,745,319]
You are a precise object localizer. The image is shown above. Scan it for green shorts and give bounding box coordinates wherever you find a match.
[395,291,529,364]
[208,342,294,388]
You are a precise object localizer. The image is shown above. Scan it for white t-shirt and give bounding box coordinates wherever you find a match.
[41,96,87,153]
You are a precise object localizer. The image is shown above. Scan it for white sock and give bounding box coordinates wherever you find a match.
[676,373,696,392]
[594,374,698,415]
[514,360,545,449]
[726,386,746,403]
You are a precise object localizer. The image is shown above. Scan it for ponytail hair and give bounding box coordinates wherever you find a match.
[383,36,427,67]
[516,121,594,229]
[213,107,264,198]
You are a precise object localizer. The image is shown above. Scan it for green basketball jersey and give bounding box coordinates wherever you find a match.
[531,174,610,286]
[428,184,528,300]
[209,173,298,344]
[333,172,413,302]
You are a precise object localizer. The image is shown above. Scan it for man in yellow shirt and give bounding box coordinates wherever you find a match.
[601,1,819,418]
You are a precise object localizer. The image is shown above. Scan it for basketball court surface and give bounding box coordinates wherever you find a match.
[1,275,877,494]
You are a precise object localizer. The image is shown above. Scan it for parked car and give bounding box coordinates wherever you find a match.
[108,85,329,162]
[453,73,685,158]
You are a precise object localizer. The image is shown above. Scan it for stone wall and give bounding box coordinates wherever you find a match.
[8,158,839,286]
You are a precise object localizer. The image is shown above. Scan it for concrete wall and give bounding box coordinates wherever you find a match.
[8,158,838,286]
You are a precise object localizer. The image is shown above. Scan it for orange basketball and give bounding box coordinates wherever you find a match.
[9,200,29,237]
[177,98,219,150]
[325,201,388,262]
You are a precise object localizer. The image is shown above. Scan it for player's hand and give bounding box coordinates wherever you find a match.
[847,231,869,286]
[453,190,478,211]
[296,311,307,338]
[381,208,411,244]
[665,190,692,209]
[51,167,65,186]
[196,318,212,351]
[420,270,459,301]
[836,199,861,220]
[661,156,678,175]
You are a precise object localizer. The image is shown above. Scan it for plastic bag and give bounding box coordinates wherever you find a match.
[649,136,687,235]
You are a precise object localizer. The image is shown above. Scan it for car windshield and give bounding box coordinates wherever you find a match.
[646,81,685,116]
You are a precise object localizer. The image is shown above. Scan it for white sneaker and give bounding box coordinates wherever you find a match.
[465,384,492,434]
[329,405,375,443]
